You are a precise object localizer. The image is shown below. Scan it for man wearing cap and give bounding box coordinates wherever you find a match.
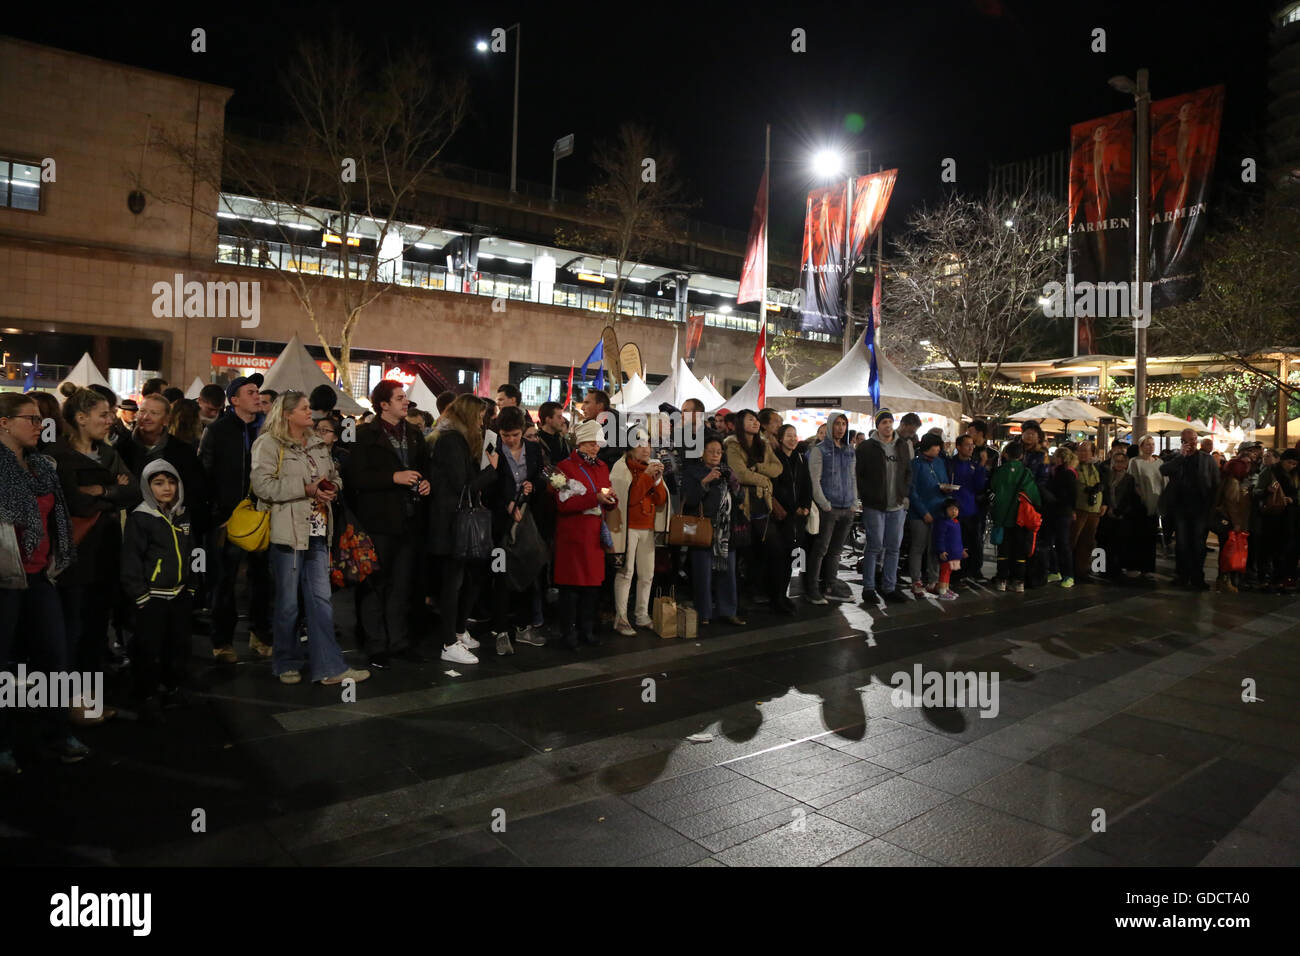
[1160,426,1220,589]
[198,373,273,661]
[856,409,913,603]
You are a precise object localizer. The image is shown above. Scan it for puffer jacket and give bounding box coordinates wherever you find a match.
[249,430,341,551]
[121,459,194,605]
[908,453,948,521]
[724,434,783,520]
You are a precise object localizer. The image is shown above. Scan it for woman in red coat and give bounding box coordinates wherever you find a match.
[551,419,617,649]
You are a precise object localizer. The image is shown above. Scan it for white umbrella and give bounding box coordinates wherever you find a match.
[1010,397,1126,427]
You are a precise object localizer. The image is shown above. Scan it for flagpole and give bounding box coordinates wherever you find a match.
[758,123,771,410]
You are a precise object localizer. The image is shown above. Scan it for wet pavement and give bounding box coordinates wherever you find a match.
[3,552,1299,867]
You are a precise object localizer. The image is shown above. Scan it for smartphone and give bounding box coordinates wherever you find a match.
[486,442,496,455]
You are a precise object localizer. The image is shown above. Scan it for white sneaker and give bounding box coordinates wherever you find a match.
[441,642,479,665]
[614,619,637,637]
[456,631,480,650]
[633,616,653,628]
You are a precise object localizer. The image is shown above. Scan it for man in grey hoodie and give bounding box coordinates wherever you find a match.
[805,412,857,603]
[855,409,913,603]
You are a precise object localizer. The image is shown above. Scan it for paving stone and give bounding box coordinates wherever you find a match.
[970,724,1071,762]
[902,746,1020,795]
[821,776,954,836]
[825,839,942,867]
[964,763,1137,837]
[880,798,1073,866]
[867,734,964,772]
[1029,737,1193,797]
[714,813,870,867]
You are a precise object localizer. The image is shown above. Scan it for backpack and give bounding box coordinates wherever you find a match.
[1016,491,1042,556]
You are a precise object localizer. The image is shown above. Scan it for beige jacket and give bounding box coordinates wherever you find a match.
[250,431,341,551]
[724,435,783,520]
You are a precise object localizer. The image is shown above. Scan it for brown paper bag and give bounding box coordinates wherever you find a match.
[676,605,698,640]
[652,588,677,638]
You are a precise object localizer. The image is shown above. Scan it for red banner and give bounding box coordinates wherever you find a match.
[737,170,768,305]
[685,311,706,366]
[798,170,898,336]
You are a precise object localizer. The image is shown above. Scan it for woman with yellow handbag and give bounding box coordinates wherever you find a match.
[251,392,367,687]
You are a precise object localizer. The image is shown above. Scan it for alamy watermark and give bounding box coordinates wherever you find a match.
[596,410,705,458]
[151,273,260,328]
[1041,272,1152,329]
[890,664,1000,718]
[0,665,104,719]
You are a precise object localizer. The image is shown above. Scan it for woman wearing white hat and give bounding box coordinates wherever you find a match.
[551,419,617,648]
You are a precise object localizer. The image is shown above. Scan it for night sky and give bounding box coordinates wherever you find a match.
[10,0,1275,247]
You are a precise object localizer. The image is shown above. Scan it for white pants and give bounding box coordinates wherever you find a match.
[615,528,657,624]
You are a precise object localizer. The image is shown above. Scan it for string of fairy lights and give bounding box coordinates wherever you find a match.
[926,371,1288,405]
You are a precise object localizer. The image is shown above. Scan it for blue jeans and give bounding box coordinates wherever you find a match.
[269,539,347,680]
[862,507,906,594]
[690,548,737,620]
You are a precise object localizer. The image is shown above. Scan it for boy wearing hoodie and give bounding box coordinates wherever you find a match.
[121,460,194,716]
[805,412,857,603]
[933,498,965,600]
[990,441,1041,592]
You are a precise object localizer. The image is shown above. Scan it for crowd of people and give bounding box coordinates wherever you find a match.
[1,372,1291,774]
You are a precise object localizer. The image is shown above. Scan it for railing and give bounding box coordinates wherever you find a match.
[216,234,831,343]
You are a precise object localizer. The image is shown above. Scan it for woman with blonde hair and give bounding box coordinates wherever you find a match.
[251,391,367,686]
[428,394,499,664]
[1127,434,1166,582]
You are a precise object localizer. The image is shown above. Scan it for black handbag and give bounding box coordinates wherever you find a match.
[502,505,547,591]
[453,487,493,560]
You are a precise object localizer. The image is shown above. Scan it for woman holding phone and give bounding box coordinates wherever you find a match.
[251,391,366,686]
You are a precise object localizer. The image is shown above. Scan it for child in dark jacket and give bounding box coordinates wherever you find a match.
[932,499,965,600]
[121,460,194,716]
[1046,447,1079,587]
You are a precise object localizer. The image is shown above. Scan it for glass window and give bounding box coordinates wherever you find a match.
[1,160,42,211]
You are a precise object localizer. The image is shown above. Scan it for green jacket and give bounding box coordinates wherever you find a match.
[990,460,1041,528]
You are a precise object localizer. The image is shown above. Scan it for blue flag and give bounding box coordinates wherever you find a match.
[593,365,605,392]
[579,339,604,383]
[866,269,882,412]
[23,354,36,392]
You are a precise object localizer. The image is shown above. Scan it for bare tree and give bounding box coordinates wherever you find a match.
[885,186,1067,417]
[1140,190,1300,395]
[149,31,467,394]
[555,123,691,317]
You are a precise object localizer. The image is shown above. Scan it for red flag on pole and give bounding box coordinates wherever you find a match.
[754,320,767,409]
[737,170,768,306]
[563,362,574,412]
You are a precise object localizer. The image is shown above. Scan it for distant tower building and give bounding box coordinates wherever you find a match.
[1269,3,1300,185]
[988,149,1069,202]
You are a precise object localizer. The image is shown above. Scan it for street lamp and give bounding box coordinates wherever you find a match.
[474,24,522,195]
[1109,69,1151,441]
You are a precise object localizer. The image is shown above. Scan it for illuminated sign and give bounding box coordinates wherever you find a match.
[576,272,606,283]
[211,353,334,377]
[323,233,361,247]
[383,366,418,386]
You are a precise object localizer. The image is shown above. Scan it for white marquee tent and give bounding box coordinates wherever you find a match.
[624,359,718,414]
[405,374,438,412]
[260,333,366,415]
[59,353,111,391]
[708,358,790,412]
[610,372,651,409]
[773,333,961,420]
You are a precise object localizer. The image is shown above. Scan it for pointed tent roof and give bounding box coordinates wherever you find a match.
[184,376,206,400]
[610,372,651,409]
[60,352,111,391]
[707,358,790,412]
[624,359,717,414]
[406,374,438,412]
[774,333,961,419]
[260,333,365,415]
[699,374,726,409]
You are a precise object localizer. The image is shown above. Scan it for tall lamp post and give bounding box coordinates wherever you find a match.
[476,23,522,196]
[1109,69,1150,441]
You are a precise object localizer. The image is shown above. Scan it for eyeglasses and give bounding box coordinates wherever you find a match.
[7,415,42,425]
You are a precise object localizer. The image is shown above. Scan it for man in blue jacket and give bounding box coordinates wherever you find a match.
[907,433,948,595]
[948,433,990,584]
[805,412,857,604]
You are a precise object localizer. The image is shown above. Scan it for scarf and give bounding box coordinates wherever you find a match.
[712,474,733,571]
[578,450,599,466]
[0,444,72,564]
